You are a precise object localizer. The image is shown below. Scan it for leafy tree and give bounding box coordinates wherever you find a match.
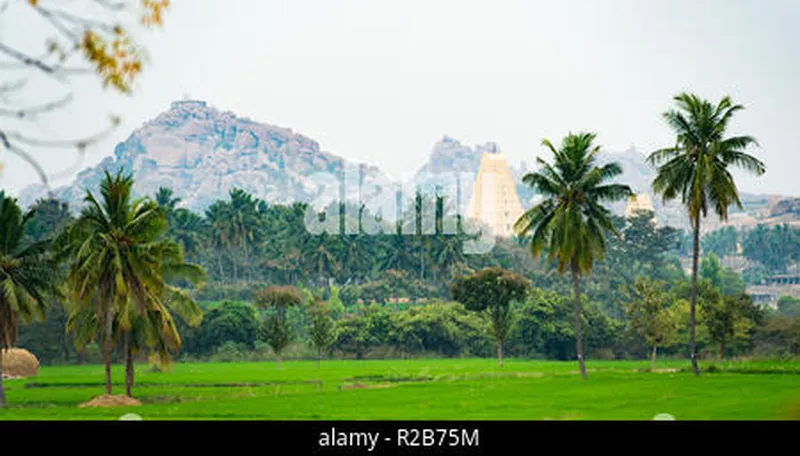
[701,293,761,360]
[0,193,59,408]
[307,299,336,368]
[514,132,632,378]
[255,286,302,368]
[450,267,529,368]
[624,278,681,370]
[648,93,765,375]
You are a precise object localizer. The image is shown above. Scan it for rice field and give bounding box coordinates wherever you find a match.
[1,359,798,420]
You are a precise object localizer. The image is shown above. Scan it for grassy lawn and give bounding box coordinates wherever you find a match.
[1,359,798,420]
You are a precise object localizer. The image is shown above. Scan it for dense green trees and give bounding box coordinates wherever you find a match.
[701,226,739,259]
[514,132,632,379]
[648,93,765,376]
[742,224,800,274]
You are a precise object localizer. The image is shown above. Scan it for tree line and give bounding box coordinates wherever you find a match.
[4,91,797,408]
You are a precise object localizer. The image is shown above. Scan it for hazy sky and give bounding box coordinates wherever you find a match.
[2,0,799,195]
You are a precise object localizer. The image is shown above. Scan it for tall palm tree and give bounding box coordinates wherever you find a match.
[61,170,197,395]
[514,132,632,379]
[0,193,58,408]
[647,93,765,376]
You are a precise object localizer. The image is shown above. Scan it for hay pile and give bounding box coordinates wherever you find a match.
[1,348,40,379]
[79,394,142,408]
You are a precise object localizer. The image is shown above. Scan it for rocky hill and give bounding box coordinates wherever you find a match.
[19,101,396,213]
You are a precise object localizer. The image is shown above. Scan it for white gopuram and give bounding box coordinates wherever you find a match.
[467,147,525,238]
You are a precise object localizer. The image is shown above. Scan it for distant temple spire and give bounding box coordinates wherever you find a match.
[467,147,525,238]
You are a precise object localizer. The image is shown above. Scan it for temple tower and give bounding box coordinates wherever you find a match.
[467,146,525,237]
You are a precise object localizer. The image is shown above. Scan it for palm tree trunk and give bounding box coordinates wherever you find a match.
[104,306,114,395]
[277,353,282,369]
[124,333,134,398]
[689,218,701,376]
[497,341,503,369]
[317,350,321,369]
[0,349,7,409]
[571,261,588,380]
[651,345,658,372]
[217,253,225,282]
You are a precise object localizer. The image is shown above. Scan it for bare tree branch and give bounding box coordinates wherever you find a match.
[0,93,73,118]
[0,42,66,77]
[3,115,120,148]
[33,7,82,46]
[93,0,127,11]
[0,79,27,97]
[0,131,51,189]
[41,6,119,35]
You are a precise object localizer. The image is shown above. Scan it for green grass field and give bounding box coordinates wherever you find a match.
[1,359,798,420]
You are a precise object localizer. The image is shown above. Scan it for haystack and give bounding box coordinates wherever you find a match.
[1,348,40,379]
[79,394,142,408]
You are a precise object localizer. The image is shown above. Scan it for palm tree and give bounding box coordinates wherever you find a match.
[170,208,208,260]
[647,93,765,376]
[61,170,200,395]
[0,193,58,408]
[514,132,632,379]
[155,187,182,214]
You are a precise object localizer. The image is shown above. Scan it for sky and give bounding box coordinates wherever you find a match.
[1,0,799,196]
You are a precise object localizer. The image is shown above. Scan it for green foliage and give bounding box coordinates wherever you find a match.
[182,301,258,356]
[776,296,800,318]
[700,253,745,296]
[255,286,302,364]
[753,316,800,357]
[327,286,346,320]
[648,93,765,226]
[624,278,681,359]
[701,226,739,258]
[0,192,59,350]
[450,267,530,312]
[514,132,633,274]
[742,224,800,273]
[307,300,337,363]
[700,293,762,358]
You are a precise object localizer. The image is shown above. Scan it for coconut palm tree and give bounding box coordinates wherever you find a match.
[647,93,765,376]
[0,193,59,408]
[514,132,632,379]
[61,170,203,395]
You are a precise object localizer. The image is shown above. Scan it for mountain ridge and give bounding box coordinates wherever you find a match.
[18,100,796,232]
